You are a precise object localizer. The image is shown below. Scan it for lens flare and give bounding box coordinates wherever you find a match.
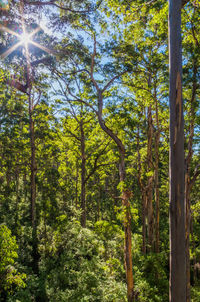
[0,24,53,58]
[20,32,31,45]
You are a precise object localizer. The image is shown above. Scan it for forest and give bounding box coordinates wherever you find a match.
[0,0,200,301]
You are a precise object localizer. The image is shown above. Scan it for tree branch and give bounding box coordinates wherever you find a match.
[24,0,93,13]
[85,158,101,184]
[102,70,128,93]
[190,164,200,187]
[90,35,100,92]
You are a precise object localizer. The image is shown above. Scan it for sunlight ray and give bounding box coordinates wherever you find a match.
[0,22,54,58]
[29,40,54,55]
[1,41,23,58]
[29,26,41,38]
[0,24,21,38]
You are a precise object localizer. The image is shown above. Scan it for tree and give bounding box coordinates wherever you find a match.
[0,225,26,300]
[168,0,186,301]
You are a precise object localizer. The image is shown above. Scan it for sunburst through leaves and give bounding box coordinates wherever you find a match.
[0,23,53,58]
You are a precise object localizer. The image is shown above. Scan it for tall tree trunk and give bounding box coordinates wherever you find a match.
[169,0,186,301]
[80,118,86,227]
[137,126,147,254]
[119,152,134,302]
[97,92,134,301]
[75,161,79,209]
[29,98,39,274]
[23,17,39,273]
[185,61,197,302]
[90,39,134,300]
[146,106,154,252]
[15,171,20,232]
[154,90,160,253]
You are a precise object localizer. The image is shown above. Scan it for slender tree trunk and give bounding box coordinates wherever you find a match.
[29,106,36,230]
[97,185,101,221]
[75,161,79,209]
[169,0,186,301]
[119,152,134,302]
[146,106,154,252]
[154,91,160,253]
[24,32,39,274]
[80,119,86,227]
[137,126,147,254]
[142,192,147,254]
[15,172,19,231]
[97,92,134,301]
[185,174,191,302]
[185,61,197,302]
[29,100,39,274]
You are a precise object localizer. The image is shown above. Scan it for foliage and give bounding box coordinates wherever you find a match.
[0,225,26,299]
[0,0,200,301]
[42,216,127,301]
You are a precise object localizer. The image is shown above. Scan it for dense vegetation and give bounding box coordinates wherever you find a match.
[0,0,200,301]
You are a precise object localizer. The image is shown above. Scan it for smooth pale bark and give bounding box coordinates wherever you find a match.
[169,0,186,301]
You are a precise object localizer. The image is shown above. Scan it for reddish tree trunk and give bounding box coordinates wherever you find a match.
[119,153,134,302]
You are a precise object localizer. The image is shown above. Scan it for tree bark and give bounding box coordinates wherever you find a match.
[29,95,39,275]
[146,106,154,252]
[75,161,79,209]
[90,39,134,300]
[154,90,160,253]
[120,153,134,302]
[97,92,134,301]
[80,118,86,227]
[137,126,147,254]
[169,0,186,301]
[23,18,39,273]
[185,61,197,302]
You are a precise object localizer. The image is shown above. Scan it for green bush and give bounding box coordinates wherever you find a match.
[43,217,127,301]
[0,224,26,300]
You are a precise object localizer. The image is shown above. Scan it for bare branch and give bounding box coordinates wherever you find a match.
[33,90,42,110]
[183,7,200,47]
[84,139,112,184]
[102,70,128,93]
[64,128,80,141]
[90,35,100,92]
[190,163,200,187]
[24,0,93,13]
[182,0,190,7]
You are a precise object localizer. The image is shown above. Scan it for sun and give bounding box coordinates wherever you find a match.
[20,32,31,45]
[0,24,54,58]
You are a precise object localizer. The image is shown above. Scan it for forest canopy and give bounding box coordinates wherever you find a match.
[0,0,200,301]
